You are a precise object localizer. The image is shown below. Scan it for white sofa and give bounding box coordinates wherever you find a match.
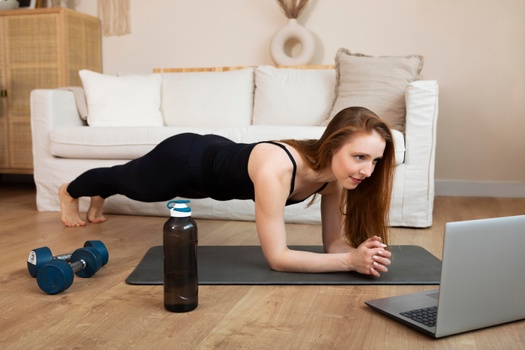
[30,64,439,227]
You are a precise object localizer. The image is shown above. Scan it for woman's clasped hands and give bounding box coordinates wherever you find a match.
[349,236,392,277]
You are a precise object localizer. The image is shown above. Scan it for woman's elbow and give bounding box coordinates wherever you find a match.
[267,258,287,272]
[264,251,289,272]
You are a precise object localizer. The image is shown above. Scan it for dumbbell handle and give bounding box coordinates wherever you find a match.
[54,253,72,261]
[70,259,87,273]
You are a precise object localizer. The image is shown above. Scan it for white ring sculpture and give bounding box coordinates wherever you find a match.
[270,19,315,66]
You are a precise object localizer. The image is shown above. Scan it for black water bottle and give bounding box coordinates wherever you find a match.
[163,200,198,312]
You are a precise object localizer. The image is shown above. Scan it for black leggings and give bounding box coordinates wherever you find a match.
[67,133,230,202]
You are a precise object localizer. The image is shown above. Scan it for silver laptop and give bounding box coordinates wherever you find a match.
[365,215,525,338]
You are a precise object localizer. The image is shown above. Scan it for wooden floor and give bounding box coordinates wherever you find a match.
[1,182,524,349]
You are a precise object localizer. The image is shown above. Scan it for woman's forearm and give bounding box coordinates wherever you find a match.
[265,247,352,273]
[265,238,390,276]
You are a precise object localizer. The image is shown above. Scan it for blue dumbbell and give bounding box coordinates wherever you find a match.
[27,240,109,277]
[27,247,71,277]
[83,240,109,268]
[36,247,104,294]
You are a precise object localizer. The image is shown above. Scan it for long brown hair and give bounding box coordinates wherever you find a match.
[283,106,395,247]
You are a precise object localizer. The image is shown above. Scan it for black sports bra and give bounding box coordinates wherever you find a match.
[200,135,327,205]
[263,141,328,205]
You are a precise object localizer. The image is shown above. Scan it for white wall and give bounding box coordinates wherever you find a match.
[71,0,525,196]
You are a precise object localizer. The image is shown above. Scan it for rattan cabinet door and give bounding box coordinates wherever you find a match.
[0,9,101,174]
[0,25,7,169]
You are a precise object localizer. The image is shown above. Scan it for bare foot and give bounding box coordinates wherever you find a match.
[87,196,107,224]
[59,183,86,227]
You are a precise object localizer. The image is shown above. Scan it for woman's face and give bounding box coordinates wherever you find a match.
[330,130,386,190]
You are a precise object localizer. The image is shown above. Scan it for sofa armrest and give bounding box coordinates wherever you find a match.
[30,90,86,204]
[405,80,439,164]
[31,89,85,130]
[397,80,439,227]
[31,89,85,161]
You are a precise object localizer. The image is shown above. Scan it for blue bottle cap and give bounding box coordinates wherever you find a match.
[167,200,192,217]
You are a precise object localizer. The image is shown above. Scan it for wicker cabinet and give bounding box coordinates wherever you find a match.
[0,8,101,174]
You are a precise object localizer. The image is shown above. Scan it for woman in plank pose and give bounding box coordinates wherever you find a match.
[59,106,395,276]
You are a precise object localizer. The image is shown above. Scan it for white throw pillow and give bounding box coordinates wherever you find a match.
[79,70,163,127]
[253,66,335,126]
[161,68,254,128]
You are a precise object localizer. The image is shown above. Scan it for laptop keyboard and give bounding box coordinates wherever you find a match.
[400,306,437,327]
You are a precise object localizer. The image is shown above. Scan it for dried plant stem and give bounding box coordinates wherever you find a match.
[276,0,310,19]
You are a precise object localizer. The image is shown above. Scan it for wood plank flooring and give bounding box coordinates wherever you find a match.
[1,182,524,349]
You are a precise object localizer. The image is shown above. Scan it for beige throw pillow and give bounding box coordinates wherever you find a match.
[323,48,424,132]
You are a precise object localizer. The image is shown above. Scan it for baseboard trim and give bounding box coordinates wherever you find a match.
[435,180,525,198]
[0,174,34,184]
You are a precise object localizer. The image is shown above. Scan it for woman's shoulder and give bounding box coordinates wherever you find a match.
[249,143,295,178]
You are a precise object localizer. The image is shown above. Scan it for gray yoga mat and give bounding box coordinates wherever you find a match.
[126,245,441,285]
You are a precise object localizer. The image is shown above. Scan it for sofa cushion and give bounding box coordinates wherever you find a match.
[49,126,325,160]
[50,125,405,165]
[215,125,327,143]
[79,70,163,127]
[161,68,254,128]
[323,48,424,133]
[252,66,335,126]
[50,127,214,160]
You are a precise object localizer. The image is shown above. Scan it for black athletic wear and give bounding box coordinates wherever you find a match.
[67,133,327,205]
